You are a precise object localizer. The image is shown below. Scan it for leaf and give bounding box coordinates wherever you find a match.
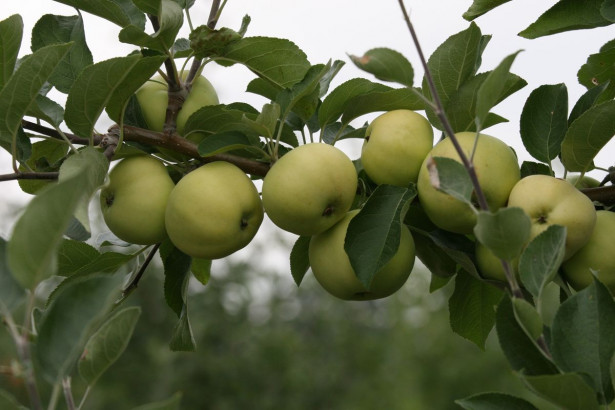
[462,0,513,20]
[320,123,367,145]
[169,304,196,352]
[520,84,569,163]
[427,156,473,205]
[344,185,416,289]
[0,238,25,312]
[0,14,23,89]
[449,270,503,349]
[473,207,531,261]
[35,273,123,383]
[66,251,137,278]
[57,239,100,276]
[456,392,538,410]
[578,46,615,101]
[31,14,93,93]
[520,161,552,178]
[518,225,567,299]
[0,389,27,410]
[276,63,329,123]
[512,298,544,341]
[475,50,522,129]
[26,94,65,127]
[290,236,310,286]
[18,138,68,195]
[190,258,211,286]
[340,87,425,125]
[0,43,72,146]
[603,0,615,21]
[79,306,141,384]
[197,132,259,157]
[496,294,559,375]
[560,100,615,172]
[569,81,611,125]
[131,392,183,410]
[119,0,183,52]
[519,0,612,39]
[213,37,310,88]
[550,279,615,404]
[53,0,145,28]
[521,373,600,410]
[349,47,414,87]
[8,148,108,289]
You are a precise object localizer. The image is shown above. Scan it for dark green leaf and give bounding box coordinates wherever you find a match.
[54,0,145,28]
[519,0,612,39]
[197,131,260,157]
[0,43,72,146]
[428,156,473,205]
[131,392,183,410]
[603,0,615,21]
[0,14,23,89]
[160,241,192,318]
[449,270,503,349]
[344,185,416,289]
[169,304,196,352]
[473,207,531,261]
[512,298,544,341]
[189,25,242,58]
[190,258,211,286]
[518,225,567,298]
[26,94,65,127]
[456,392,538,410]
[57,239,100,276]
[521,373,600,410]
[578,47,615,103]
[0,238,25,312]
[277,63,329,123]
[569,82,611,125]
[79,306,141,384]
[560,100,615,172]
[520,161,553,178]
[340,87,425,124]
[349,47,414,87]
[290,236,311,286]
[520,84,569,163]
[0,389,27,410]
[67,251,137,278]
[320,123,367,145]
[119,0,183,52]
[551,279,615,404]
[18,138,67,195]
[462,0,512,20]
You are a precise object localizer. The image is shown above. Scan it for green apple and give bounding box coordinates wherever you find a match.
[416,132,520,234]
[361,109,434,186]
[475,242,519,282]
[562,210,615,292]
[566,174,601,189]
[99,155,175,245]
[507,174,596,260]
[135,73,218,135]
[262,143,358,236]
[309,210,415,301]
[165,161,263,259]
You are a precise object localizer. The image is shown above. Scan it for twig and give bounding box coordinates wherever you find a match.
[62,378,76,410]
[0,172,59,182]
[121,243,161,298]
[21,120,100,145]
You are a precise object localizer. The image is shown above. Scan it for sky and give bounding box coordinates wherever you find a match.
[1,0,613,252]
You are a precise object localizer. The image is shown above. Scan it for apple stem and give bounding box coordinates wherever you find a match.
[120,243,161,301]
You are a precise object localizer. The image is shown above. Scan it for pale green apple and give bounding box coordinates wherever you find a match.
[416,132,520,234]
[507,174,596,260]
[361,109,434,186]
[135,73,218,135]
[262,143,358,236]
[99,155,175,245]
[165,161,263,259]
[309,210,416,301]
[475,242,519,282]
[562,210,615,292]
[566,174,601,189]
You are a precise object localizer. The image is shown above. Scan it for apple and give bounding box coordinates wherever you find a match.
[135,73,218,136]
[309,210,415,301]
[507,174,596,260]
[99,155,175,245]
[416,132,520,234]
[566,174,601,189]
[561,210,615,292]
[165,161,263,259]
[361,109,434,186]
[475,242,519,282]
[261,143,358,236]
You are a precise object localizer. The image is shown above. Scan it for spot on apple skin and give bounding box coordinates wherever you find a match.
[104,193,114,207]
[240,218,249,230]
[322,205,335,217]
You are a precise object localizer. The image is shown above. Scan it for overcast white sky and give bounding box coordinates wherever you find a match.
[1,0,614,241]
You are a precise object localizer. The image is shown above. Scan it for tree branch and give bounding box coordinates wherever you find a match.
[21,120,100,145]
[0,172,59,182]
[582,185,615,205]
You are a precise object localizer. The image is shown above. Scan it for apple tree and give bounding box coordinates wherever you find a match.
[1,0,615,408]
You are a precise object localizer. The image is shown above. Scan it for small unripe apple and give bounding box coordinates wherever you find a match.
[475,242,519,282]
[361,109,433,186]
[165,161,263,259]
[99,156,175,245]
[262,143,358,236]
[566,174,601,189]
[309,210,415,301]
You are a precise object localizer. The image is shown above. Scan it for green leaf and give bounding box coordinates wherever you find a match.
[189,25,242,58]
[518,225,567,298]
[320,123,367,145]
[160,241,191,318]
[190,258,211,286]
[18,138,68,195]
[290,236,310,286]
[169,304,195,352]
[519,0,612,39]
[26,94,65,127]
[8,148,108,289]
[512,297,544,341]
[79,306,141,384]
[473,207,531,261]
[0,43,72,146]
[131,392,182,410]
[427,156,473,205]
[521,373,600,410]
[603,0,615,21]
[119,0,183,52]
[462,0,512,20]
[578,46,615,101]
[276,63,329,123]
[197,131,260,157]
[349,47,414,87]
[0,14,23,89]
[520,84,569,163]
[520,161,552,178]
[57,239,100,276]
[560,100,615,172]
[456,392,538,410]
[344,185,416,289]
[550,279,615,404]
[0,238,25,312]
[31,14,93,93]
[449,270,503,349]
[496,295,559,375]
[66,251,137,278]
[569,81,611,125]
[36,273,123,383]
[340,87,425,125]
[65,54,165,138]
[0,389,27,410]
[475,50,522,129]
[53,0,145,28]
[213,37,310,88]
